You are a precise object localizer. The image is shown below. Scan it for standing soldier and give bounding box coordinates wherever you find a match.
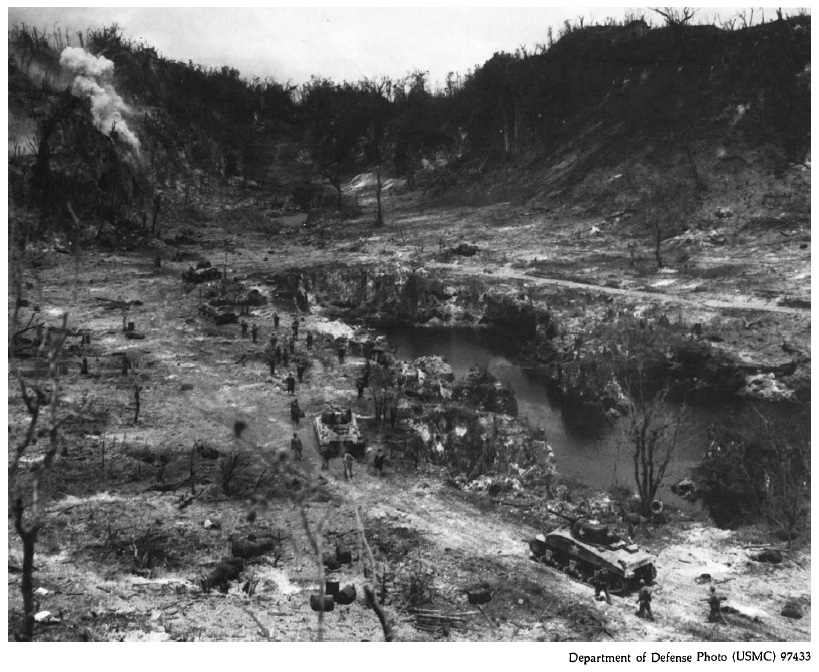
[544,442,557,498]
[374,448,385,476]
[292,317,299,340]
[275,344,282,363]
[296,361,307,383]
[636,580,654,620]
[343,448,355,481]
[241,320,248,338]
[306,331,313,350]
[338,343,346,364]
[707,585,727,624]
[251,323,258,343]
[273,312,280,329]
[290,432,303,461]
[356,377,365,399]
[289,336,296,354]
[286,372,296,395]
[282,348,290,367]
[628,241,637,267]
[592,568,612,605]
[269,333,278,350]
[290,398,302,426]
[268,353,276,377]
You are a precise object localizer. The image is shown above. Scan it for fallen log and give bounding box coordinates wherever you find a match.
[231,537,276,560]
[408,608,477,617]
[493,499,537,509]
[735,360,797,377]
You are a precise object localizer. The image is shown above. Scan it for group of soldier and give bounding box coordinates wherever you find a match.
[264,314,386,480]
[241,312,313,463]
[590,570,727,625]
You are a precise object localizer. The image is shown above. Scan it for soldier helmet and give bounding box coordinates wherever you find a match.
[640,579,645,585]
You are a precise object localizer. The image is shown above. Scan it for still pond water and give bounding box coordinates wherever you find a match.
[379,326,733,499]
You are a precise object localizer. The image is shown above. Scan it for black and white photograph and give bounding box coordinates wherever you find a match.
[6,5,811,646]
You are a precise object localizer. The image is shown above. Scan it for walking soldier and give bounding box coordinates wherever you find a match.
[290,432,303,461]
[636,580,654,620]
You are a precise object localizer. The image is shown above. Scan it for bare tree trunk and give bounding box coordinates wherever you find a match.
[151,193,162,235]
[329,176,342,208]
[375,168,384,227]
[13,501,37,641]
[133,384,142,424]
[407,144,415,191]
[653,220,664,268]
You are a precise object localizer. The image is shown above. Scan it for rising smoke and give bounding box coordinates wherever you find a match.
[59,47,140,151]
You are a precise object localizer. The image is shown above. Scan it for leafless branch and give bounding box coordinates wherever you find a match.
[651,7,698,26]
[355,507,395,641]
[299,506,329,642]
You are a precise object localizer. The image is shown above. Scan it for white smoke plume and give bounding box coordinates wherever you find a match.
[59,47,140,151]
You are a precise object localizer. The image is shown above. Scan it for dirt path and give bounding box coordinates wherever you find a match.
[427,262,811,316]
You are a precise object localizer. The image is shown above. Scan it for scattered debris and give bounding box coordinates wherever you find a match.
[34,611,60,624]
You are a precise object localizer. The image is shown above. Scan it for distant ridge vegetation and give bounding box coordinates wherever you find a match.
[7,10,811,235]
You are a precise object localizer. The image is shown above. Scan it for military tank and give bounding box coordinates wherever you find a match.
[313,408,366,458]
[529,510,656,594]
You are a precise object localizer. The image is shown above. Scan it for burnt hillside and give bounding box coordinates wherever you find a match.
[437,16,810,216]
[7,15,811,233]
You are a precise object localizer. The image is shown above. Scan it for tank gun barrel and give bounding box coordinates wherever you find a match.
[544,507,581,523]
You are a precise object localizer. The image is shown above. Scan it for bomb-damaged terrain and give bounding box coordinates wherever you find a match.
[8,15,810,642]
[8,177,810,641]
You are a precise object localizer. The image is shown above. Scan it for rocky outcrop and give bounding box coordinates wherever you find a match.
[452,367,518,417]
[402,356,454,401]
[481,294,540,339]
